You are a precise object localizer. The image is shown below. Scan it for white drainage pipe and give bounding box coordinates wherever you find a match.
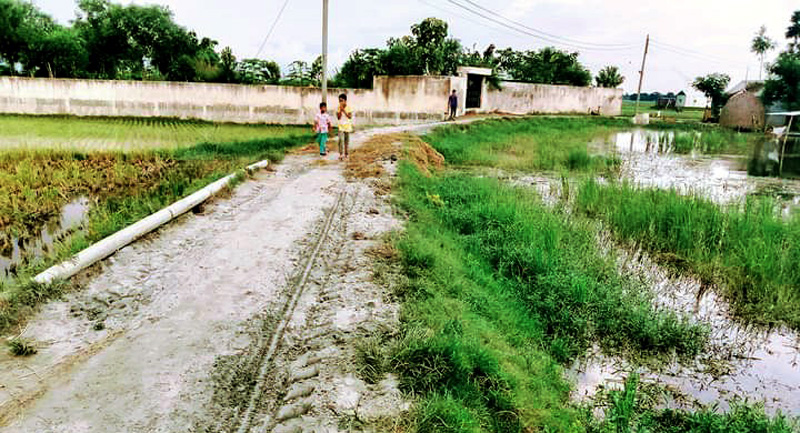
[34,159,271,284]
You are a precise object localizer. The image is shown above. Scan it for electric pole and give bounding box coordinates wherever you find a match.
[635,34,650,116]
[321,0,329,104]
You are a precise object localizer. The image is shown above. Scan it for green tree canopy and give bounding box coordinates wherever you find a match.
[236,58,281,85]
[497,47,592,87]
[334,17,464,89]
[764,10,800,111]
[692,73,731,119]
[763,52,800,111]
[787,10,800,50]
[595,66,625,88]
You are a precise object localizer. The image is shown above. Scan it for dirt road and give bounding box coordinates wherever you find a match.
[0,122,454,432]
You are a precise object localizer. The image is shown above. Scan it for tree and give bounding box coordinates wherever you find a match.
[334,17,464,88]
[218,47,237,83]
[764,10,800,111]
[24,27,88,78]
[763,52,800,111]
[595,66,625,88]
[0,0,56,70]
[692,73,731,119]
[787,10,800,51]
[497,47,592,87]
[752,26,777,80]
[411,17,450,74]
[236,58,280,84]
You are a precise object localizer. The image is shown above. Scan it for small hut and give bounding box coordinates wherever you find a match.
[720,91,765,131]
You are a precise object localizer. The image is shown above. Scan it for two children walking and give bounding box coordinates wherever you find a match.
[313,94,353,160]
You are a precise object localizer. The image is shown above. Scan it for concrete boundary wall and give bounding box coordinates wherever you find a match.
[0,76,621,125]
[485,81,622,116]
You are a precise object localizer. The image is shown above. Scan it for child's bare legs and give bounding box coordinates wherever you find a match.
[338,131,350,160]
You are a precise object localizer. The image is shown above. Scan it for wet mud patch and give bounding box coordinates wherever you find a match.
[570,234,800,415]
[1,197,90,278]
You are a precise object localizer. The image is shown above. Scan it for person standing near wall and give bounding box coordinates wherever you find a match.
[447,90,458,121]
[336,94,353,160]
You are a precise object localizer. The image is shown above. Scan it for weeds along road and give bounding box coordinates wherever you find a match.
[0,121,460,433]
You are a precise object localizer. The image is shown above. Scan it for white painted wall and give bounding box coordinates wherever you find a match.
[485,81,623,116]
[0,76,623,124]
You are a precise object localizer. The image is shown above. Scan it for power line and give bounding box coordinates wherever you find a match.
[650,40,750,68]
[417,0,510,36]
[458,0,637,50]
[254,0,291,59]
[650,39,748,67]
[442,0,639,52]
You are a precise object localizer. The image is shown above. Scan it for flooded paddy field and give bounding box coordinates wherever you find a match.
[594,129,800,213]
[499,125,800,416]
[1,197,90,278]
[568,128,800,415]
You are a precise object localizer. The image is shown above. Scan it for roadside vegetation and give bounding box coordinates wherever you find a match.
[372,117,798,431]
[576,180,800,329]
[0,115,312,333]
[424,116,626,173]
[387,164,706,431]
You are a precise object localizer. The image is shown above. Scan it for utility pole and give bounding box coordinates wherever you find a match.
[635,34,650,116]
[321,0,329,104]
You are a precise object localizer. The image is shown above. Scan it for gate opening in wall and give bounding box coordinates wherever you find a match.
[466,74,483,109]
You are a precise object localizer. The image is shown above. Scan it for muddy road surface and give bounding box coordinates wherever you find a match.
[0,123,453,432]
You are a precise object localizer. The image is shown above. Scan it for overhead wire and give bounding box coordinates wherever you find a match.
[441,0,639,52]
[458,0,637,49]
[254,0,291,59]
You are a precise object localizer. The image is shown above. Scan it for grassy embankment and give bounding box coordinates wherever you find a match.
[426,116,625,174]
[0,115,312,332]
[576,180,800,329]
[366,118,795,432]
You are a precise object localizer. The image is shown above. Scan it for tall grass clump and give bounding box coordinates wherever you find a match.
[576,180,800,329]
[423,117,628,173]
[672,132,696,154]
[579,374,797,432]
[390,162,707,431]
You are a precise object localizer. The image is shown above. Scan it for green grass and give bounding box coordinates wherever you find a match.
[581,375,796,433]
[389,163,707,432]
[620,100,704,123]
[424,117,628,174]
[0,114,308,152]
[575,180,800,329]
[0,115,313,333]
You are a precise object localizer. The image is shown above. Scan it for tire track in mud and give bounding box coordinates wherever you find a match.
[231,189,347,433]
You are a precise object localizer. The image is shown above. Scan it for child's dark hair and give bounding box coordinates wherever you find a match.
[319,102,327,108]
[338,93,347,101]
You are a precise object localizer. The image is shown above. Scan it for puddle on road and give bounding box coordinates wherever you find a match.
[592,130,800,216]
[1,197,91,278]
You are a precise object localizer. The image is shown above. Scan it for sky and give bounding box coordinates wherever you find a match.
[32,0,798,104]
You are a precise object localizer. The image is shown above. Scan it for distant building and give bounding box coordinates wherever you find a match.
[676,91,686,108]
[655,90,687,110]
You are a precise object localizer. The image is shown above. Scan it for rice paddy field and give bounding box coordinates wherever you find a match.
[374,116,800,432]
[0,115,307,152]
[0,114,312,331]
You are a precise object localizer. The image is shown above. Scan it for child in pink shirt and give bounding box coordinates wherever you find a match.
[313,102,333,156]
